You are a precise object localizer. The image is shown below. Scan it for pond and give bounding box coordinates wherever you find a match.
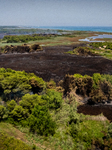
[79,34,112,42]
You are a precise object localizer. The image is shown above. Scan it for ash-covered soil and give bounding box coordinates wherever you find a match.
[0,44,112,83]
[78,105,112,122]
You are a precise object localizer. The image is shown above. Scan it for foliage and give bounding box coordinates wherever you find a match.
[92,73,102,89]
[3,34,51,43]
[73,73,83,78]
[19,93,46,113]
[42,89,63,110]
[107,123,112,138]
[7,100,17,112]
[101,74,112,85]
[69,110,107,149]
[0,68,45,101]
[66,47,98,56]
[0,131,33,150]
[0,67,112,149]
[0,105,6,120]
[9,105,28,123]
[28,105,56,136]
[90,42,112,50]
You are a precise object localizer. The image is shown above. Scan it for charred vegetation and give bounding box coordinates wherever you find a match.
[1,44,42,54]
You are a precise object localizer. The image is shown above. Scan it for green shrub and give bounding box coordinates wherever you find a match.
[20,93,46,113]
[9,105,28,122]
[69,118,106,149]
[0,105,6,120]
[92,73,101,89]
[0,131,32,150]
[0,68,45,101]
[73,74,83,78]
[42,89,63,110]
[28,105,56,136]
[3,34,51,43]
[7,100,16,112]
[107,123,112,138]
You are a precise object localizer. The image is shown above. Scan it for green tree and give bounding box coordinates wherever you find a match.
[20,93,46,113]
[28,105,56,136]
[42,89,62,110]
[7,100,16,112]
[10,105,28,122]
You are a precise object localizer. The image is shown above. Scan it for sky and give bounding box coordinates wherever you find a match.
[0,0,112,26]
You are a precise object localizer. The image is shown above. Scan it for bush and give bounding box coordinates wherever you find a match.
[107,123,112,138]
[42,89,63,110]
[28,105,56,136]
[9,105,28,122]
[47,79,56,89]
[0,131,32,150]
[0,68,45,101]
[92,73,101,89]
[20,93,46,113]
[7,100,16,112]
[0,105,6,120]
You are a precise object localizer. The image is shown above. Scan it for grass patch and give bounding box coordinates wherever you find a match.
[0,131,33,150]
[66,45,112,60]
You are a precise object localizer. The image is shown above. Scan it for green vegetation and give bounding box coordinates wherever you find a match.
[42,89,63,110]
[1,68,112,149]
[0,105,6,120]
[66,47,98,56]
[29,105,56,136]
[3,34,52,43]
[66,45,112,60]
[90,42,112,50]
[0,28,94,47]
[0,68,45,101]
[0,131,33,150]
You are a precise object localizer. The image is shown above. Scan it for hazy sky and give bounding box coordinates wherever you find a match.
[0,0,112,26]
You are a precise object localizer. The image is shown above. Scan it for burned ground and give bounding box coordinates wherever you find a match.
[78,104,112,122]
[1,44,112,121]
[0,45,112,84]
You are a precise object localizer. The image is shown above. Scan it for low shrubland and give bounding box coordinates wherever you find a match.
[0,68,112,149]
[66,47,99,56]
[90,42,112,50]
[0,131,34,150]
[66,45,112,60]
[2,34,52,43]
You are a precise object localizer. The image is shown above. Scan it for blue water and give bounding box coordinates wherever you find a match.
[36,26,112,33]
[79,34,112,42]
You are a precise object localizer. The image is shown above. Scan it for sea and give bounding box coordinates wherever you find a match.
[34,26,112,33]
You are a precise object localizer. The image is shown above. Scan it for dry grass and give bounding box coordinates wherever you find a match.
[85,115,108,122]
